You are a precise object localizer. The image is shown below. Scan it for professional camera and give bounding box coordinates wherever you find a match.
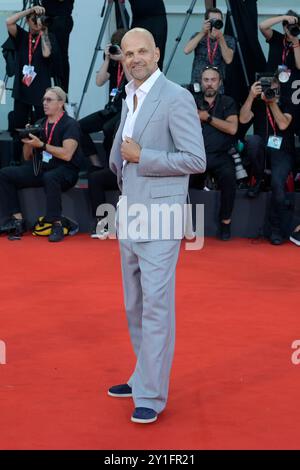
[283,19,300,37]
[16,124,43,140]
[228,145,247,181]
[109,44,121,55]
[31,14,52,28]
[209,18,223,30]
[255,73,279,100]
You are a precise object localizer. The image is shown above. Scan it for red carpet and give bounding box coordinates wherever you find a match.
[0,235,299,450]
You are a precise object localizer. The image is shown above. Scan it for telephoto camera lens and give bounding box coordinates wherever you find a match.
[228,146,248,181]
[109,45,121,55]
[264,87,276,100]
[209,19,223,30]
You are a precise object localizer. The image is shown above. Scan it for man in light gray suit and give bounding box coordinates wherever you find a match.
[108,28,206,424]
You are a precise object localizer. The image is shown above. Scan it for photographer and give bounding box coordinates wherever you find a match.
[260,10,300,72]
[0,87,82,243]
[6,5,61,163]
[259,10,300,101]
[240,77,295,245]
[189,66,238,240]
[184,7,235,88]
[78,29,128,171]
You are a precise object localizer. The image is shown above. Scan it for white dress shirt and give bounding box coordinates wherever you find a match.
[122,68,162,142]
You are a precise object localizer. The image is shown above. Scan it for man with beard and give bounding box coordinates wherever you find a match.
[189,66,238,240]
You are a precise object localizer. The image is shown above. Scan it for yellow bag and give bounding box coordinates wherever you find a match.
[32,216,77,236]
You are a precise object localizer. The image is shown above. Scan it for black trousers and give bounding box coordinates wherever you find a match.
[244,134,265,181]
[0,162,78,222]
[268,147,294,233]
[78,110,121,160]
[88,168,118,216]
[190,152,236,221]
[48,15,74,93]
[78,111,106,158]
[131,15,167,70]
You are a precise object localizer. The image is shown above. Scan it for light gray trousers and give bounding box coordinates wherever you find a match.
[119,238,181,413]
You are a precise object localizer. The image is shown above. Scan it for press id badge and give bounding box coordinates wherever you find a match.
[42,151,53,163]
[110,87,118,97]
[22,65,37,87]
[267,135,282,150]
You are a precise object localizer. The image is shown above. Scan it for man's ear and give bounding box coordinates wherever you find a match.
[155,47,160,64]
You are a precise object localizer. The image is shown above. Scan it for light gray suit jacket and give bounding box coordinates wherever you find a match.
[109,73,206,241]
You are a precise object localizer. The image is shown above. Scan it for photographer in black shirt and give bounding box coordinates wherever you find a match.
[6,5,61,163]
[0,87,82,243]
[260,10,300,73]
[240,77,295,245]
[259,10,300,104]
[189,66,238,241]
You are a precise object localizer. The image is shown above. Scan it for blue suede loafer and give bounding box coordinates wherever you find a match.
[131,407,158,424]
[108,383,132,397]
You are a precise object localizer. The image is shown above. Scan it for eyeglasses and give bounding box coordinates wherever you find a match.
[42,97,61,103]
[203,66,220,71]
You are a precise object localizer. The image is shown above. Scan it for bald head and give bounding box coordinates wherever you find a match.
[121,28,156,50]
[121,28,160,86]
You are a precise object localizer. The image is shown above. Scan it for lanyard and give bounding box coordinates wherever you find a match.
[207,36,219,64]
[44,112,65,145]
[266,105,276,136]
[208,101,215,112]
[28,32,42,66]
[282,38,292,65]
[116,63,124,89]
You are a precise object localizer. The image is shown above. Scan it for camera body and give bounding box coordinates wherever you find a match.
[109,44,121,55]
[255,73,279,100]
[31,14,52,28]
[209,18,223,30]
[16,124,43,140]
[283,20,300,37]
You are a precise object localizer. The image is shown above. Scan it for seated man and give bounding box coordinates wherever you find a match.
[0,86,82,242]
[189,65,238,240]
[239,77,295,245]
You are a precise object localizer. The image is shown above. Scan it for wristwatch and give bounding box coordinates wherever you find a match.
[40,142,47,151]
[206,115,213,124]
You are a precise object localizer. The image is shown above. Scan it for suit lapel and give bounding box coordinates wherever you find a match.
[119,99,129,131]
[132,74,166,143]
